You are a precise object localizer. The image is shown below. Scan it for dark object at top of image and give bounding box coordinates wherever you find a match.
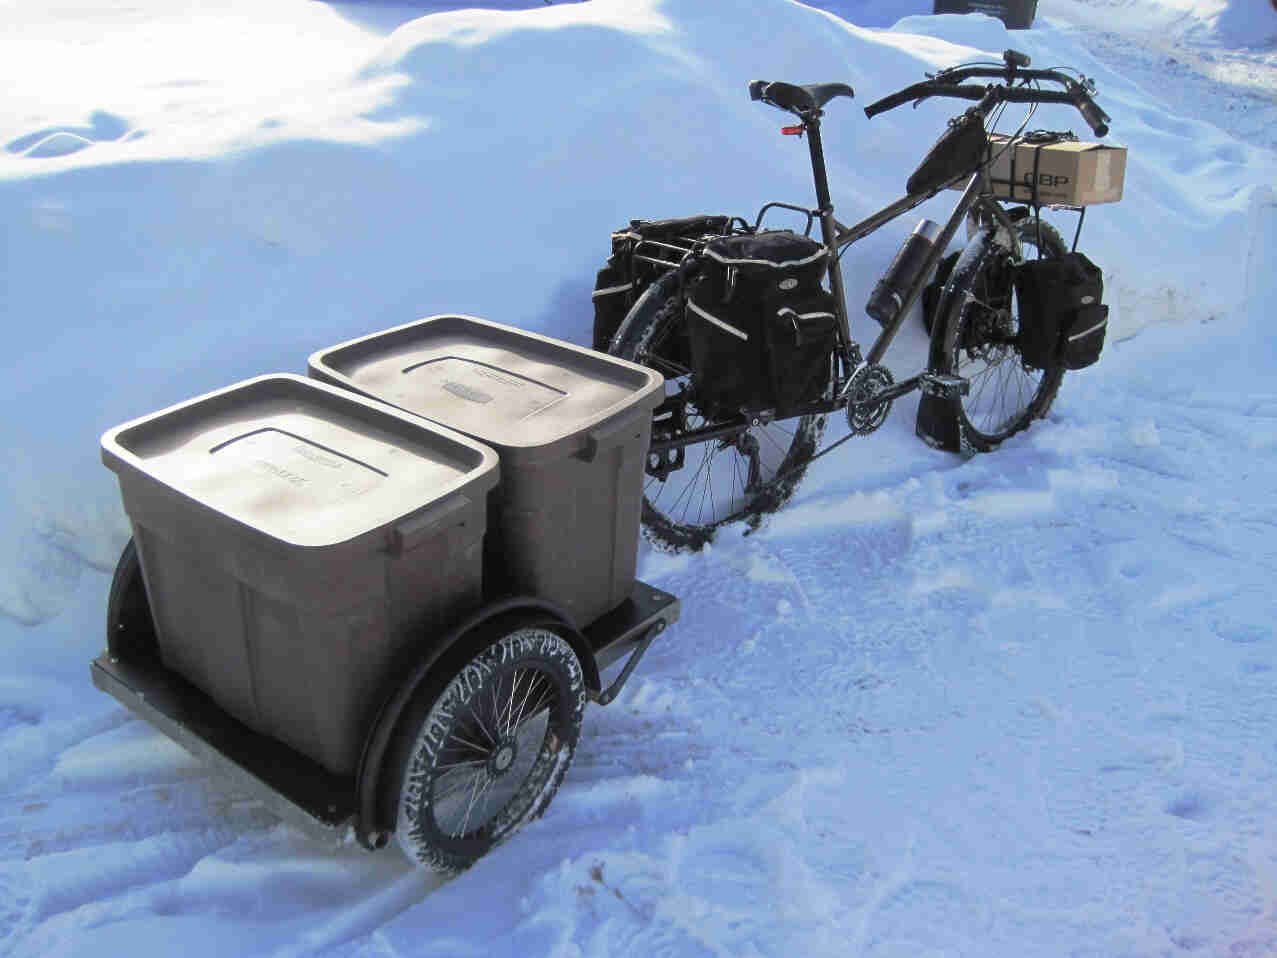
[933,0,1038,30]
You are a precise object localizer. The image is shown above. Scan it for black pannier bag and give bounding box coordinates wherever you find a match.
[766,298,839,415]
[592,215,731,352]
[686,231,834,417]
[906,111,988,196]
[1013,251,1108,370]
[592,259,634,351]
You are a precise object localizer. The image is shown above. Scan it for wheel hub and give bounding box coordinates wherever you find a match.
[490,741,518,775]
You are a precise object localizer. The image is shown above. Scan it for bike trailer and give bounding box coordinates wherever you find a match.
[99,374,499,776]
[95,370,680,860]
[309,316,664,628]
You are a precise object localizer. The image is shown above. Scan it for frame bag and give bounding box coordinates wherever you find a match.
[1013,251,1108,370]
[906,111,988,196]
[686,231,836,417]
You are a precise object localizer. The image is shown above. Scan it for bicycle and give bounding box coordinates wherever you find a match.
[593,49,1115,552]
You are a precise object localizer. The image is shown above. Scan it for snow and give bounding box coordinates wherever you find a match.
[1,0,1275,954]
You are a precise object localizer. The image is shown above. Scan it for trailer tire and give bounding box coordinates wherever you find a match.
[393,626,585,873]
[106,538,159,662]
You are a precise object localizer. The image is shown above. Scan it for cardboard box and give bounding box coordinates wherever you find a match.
[960,134,1127,206]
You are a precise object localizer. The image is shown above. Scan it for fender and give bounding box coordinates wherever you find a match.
[353,596,600,850]
[917,227,997,453]
[608,263,690,354]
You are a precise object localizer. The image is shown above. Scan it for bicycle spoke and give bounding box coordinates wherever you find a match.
[669,442,716,520]
[502,669,524,738]
[435,758,487,771]
[455,767,488,838]
[470,699,498,747]
[511,671,544,733]
[759,426,792,463]
[447,730,490,755]
[616,290,825,547]
[950,223,1064,446]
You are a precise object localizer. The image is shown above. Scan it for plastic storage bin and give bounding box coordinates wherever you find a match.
[309,315,664,627]
[101,374,499,776]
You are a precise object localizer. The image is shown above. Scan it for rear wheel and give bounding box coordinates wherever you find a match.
[939,218,1067,450]
[393,627,585,874]
[611,288,825,552]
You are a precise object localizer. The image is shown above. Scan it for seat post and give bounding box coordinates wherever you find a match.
[804,115,852,349]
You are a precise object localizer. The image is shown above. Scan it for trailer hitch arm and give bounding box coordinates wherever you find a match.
[590,621,665,706]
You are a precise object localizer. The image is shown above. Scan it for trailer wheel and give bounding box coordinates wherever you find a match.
[393,626,585,873]
[106,538,158,662]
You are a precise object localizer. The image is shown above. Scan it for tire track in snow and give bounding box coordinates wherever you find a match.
[0,717,279,860]
[0,710,129,796]
[0,828,241,957]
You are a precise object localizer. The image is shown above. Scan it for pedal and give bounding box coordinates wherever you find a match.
[919,372,970,399]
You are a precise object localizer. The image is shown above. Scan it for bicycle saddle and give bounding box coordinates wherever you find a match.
[749,80,855,115]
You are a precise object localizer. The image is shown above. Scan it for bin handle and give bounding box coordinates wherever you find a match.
[391,495,471,555]
[578,409,649,463]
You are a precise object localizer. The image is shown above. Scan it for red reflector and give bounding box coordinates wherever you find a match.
[782,125,804,135]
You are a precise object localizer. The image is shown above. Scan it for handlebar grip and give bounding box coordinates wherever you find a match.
[864,86,921,118]
[749,80,768,102]
[1078,97,1110,137]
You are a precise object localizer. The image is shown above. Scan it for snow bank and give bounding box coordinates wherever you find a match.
[1053,0,1277,49]
[2,2,1276,955]
[1,0,1270,635]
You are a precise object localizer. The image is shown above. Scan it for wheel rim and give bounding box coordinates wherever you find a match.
[623,302,824,550]
[953,271,1048,440]
[950,226,1063,445]
[427,664,560,840]
[644,402,821,544]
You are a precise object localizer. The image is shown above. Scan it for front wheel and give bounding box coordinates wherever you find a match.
[611,285,826,552]
[393,627,585,873]
[937,218,1068,451]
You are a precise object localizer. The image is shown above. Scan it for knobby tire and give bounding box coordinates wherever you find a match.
[610,284,825,552]
[936,218,1068,451]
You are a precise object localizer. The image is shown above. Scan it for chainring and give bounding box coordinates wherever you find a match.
[845,364,894,436]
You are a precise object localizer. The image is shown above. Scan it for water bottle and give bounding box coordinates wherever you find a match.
[865,218,942,327]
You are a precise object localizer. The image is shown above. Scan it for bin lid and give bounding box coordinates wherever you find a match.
[101,374,498,549]
[308,315,664,463]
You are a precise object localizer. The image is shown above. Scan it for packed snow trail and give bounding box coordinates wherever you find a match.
[1048,0,1277,152]
[1,1,1275,956]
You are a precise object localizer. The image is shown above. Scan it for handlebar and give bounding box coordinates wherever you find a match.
[863,51,1111,137]
[1077,97,1111,138]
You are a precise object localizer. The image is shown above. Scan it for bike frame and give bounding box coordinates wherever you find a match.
[799,111,1019,387]
[645,95,1063,459]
